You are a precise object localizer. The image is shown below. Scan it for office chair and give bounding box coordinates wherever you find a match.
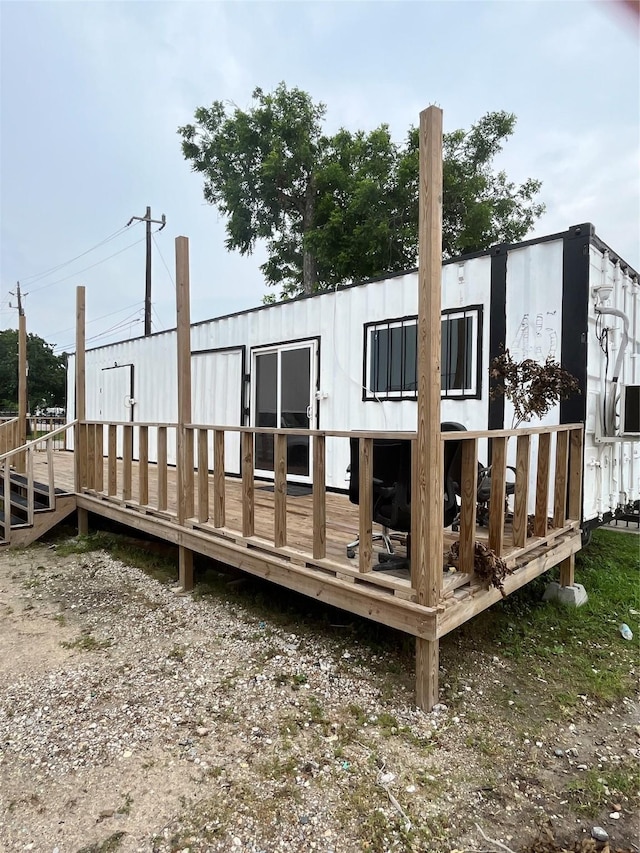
[441,422,516,528]
[345,438,411,566]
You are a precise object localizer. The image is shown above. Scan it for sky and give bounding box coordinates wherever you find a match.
[1,0,638,355]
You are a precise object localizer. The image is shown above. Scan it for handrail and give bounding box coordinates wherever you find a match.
[0,420,78,463]
[441,423,583,440]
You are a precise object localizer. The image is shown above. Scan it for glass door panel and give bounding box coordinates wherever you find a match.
[255,351,277,472]
[281,347,310,476]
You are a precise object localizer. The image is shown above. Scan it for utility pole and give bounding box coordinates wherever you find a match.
[8,282,28,463]
[126,207,166,336]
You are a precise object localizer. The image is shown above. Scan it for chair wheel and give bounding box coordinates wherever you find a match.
[346,548,356,559]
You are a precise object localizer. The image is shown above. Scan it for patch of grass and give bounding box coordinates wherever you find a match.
[444,529,639,709]
[52,613,66,626]
[62,632,112,652]
[167,643,187,661]
[566,758,640,816]
[52,530,177,584]
[76,832,126,853]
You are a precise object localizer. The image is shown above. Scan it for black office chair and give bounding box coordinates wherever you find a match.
[345,438,411,566]
[346,435,459,570]
[441,421,516,528]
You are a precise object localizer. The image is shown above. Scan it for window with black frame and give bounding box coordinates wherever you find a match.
[364,305,482,400]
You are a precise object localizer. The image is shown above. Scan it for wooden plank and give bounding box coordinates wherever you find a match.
[17,313,27,470]
[197,428,209,523]
[559,553,575,587]
[274,432,287,548]
[2,461,10,544]
[26,449,34,525]
[358,437,373,574]
[415,105,443,631]
[77,423,88,491]
[553,430,569,528]
[512,433,531,548]
[175,235,192,526]
[184,428,195,519]
[139,425,149,506]
[74,287,86,492]
[108,425,117,496]
[312,434,326,559]
[459,437,478,574]
[94,423,104,492]
[488,436,507,555]
[568,427,583,520]
[179,545,194,591]
[86,423,96,491]
[241,431,254,537]
[47,438,55,509]
[213,429,225,527]
[122,424,133,501]
[157,426,168,511]
[416,638,439,714]
[441,423,583,441]
[534,432,551,537]
[76,493,439,640]
[437,532,582,638]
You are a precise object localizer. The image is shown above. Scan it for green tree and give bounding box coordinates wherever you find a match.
[179,84,545,299]
[0,329,67,412]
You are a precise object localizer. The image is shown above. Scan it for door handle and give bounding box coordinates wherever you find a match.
[306,404,313,420]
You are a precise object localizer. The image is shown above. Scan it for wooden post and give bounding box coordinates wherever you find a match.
[74,286,88,535]
[274,432,287,547]
[559,553,575,587]
[175,236,194,590]
[312,434,326,559]
[16,313,27,471]
[414,105,443,712]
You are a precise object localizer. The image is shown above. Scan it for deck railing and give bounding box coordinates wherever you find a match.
[77,420,583,601]
[0,421,77,544]
[0,417,20,456]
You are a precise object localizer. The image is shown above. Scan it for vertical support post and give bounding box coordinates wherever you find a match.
[157,426,168,511]
[488,435,507,555]
[274,432,287,547]
[358,437,373,573]
[139,425,149,506]
[74,286,86,493]
[94,423,104,492]
[512,433,531,548]
[534,432,551,536]
[197,428,209,523]
[568,427,583,521]
[459,437,478,573]
[213,429,226,527]
[122,424,133,501]
[16,313,27,471]
[553,430,569,528]
[241,431,254,537]
[559,553,575,587]
[312,434,326,559]
[414,105,443,712]
[108,424,117,496]
[175,236,194,591]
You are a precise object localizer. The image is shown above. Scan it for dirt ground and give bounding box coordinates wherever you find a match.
[0,539,638,853]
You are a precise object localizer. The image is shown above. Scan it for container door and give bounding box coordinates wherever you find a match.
[252,341,317,482]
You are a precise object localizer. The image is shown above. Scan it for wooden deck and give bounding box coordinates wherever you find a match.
[32,446,582,641]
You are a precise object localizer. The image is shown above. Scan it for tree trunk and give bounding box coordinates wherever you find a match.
[301,180,317,295]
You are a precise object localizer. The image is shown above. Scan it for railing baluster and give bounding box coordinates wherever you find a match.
[94,423,104,492]
[512,434,531,547]
[3,460,11,545]
[108,425,117,496]
[534,432,551,537]
[312,434,326,559]
[358,437,373,573]
[213,429,225,527]
[184,427,194,519]
[157,426,168,511]
[274,433,287,547]
[138,425,149,505]
[47,437,55,509]
[122,424,133,501]
[241,432,254,537]
[26,448,34,526]
[553,430,569,528]
[459,437,478,573]
[488,436,507,555]
[568,428,583,521]
[198,428,209,523]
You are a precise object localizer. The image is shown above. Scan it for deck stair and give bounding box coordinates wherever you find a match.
[0,470,76,548]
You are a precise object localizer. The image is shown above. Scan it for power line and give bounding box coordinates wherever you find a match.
[20,225,134,285]
[28,233,151,295]
[53,307,145,353]
[152,232,175,288]
[44,300,144,341]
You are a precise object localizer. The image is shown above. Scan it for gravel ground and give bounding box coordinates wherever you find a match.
[0,539,638,853]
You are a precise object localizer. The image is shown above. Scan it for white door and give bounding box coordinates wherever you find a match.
[251,341,317,483]
[191,348,244,475]
[100,364,134,456]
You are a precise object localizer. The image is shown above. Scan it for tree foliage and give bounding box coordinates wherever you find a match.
[0,329,67,412]
[179,83,545,299]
